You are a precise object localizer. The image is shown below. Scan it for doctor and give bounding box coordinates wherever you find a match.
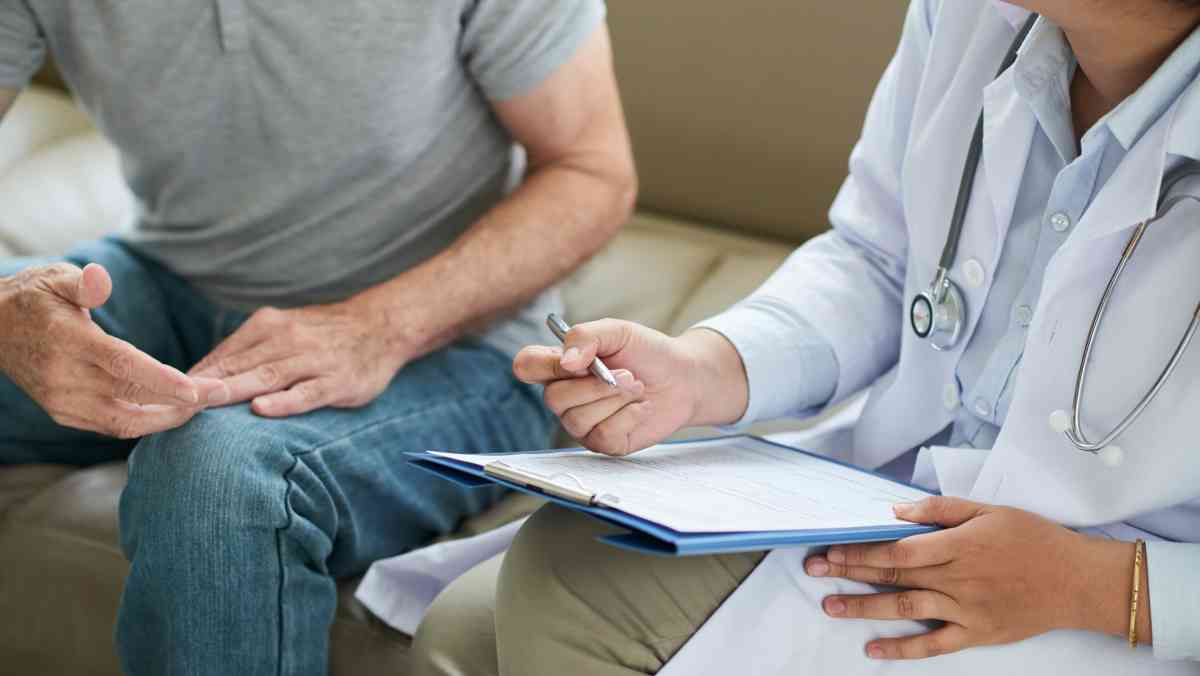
[410,0,1200,674]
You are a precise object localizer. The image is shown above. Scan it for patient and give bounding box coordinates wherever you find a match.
[0,2,633,674]
[412,0,1200,675]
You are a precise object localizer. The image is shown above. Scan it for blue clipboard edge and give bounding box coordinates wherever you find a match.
[408,435,940,557]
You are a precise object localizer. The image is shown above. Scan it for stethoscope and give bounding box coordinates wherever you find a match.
[909,13,1200,466]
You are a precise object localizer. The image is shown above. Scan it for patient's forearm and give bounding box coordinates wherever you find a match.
[352,158,634,365]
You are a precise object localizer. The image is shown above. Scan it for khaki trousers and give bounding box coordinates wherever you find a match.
[411,504,764,676]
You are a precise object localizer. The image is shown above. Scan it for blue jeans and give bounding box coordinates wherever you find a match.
[0,239,555,675]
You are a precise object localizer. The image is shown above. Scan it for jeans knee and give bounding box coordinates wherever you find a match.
[118,407,294,558]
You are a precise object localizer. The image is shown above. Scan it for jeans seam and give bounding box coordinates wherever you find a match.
[276,452,302,676]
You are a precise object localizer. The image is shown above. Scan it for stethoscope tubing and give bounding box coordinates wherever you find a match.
[1065,195,1200,453]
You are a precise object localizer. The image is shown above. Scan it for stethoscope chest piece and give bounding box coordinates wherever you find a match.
[911,269,965,351]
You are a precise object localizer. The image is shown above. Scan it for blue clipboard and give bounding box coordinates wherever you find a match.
[408,435,939,557]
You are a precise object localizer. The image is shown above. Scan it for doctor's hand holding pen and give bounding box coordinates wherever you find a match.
[515,317,1155,660]
[513,318,751,457]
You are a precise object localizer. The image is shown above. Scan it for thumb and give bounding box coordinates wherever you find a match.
[893,496,986,527]
[70,263,113,309]
[560,318,634,371]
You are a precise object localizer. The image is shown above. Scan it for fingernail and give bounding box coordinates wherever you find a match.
[894,502,914,515]
[867,645,885,659]
[207,384,230,406]
[827,548,844,563]
[177,386,199,404]
[825,598,846,616]
[615,370,635,388]
[253,397,271,413]
[562,347,581,364]
[807,558,829,576]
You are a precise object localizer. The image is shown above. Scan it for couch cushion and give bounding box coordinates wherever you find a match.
[0,88,92,176]
[0,132,134,257]
[563,211,794,334]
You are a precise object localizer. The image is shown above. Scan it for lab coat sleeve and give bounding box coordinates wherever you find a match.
[1146,541,1200,661]
[695,0,938,425]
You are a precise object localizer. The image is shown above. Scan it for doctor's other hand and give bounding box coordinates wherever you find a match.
[512,319,749,456]
[804,496,1150,660]
[0,263,226,438]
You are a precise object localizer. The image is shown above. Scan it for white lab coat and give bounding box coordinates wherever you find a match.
[660,2,1200,674]
[360,2,1200,672]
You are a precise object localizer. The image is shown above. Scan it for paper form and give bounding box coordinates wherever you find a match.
[432,437,930,533]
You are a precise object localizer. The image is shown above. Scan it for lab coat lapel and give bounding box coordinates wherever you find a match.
[1065,107,1172,246]
[981,70,1037,249]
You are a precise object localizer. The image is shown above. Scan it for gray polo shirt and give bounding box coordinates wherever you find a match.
[0,0,606,355]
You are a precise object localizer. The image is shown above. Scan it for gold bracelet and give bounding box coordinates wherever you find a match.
[1129,539,1145,649]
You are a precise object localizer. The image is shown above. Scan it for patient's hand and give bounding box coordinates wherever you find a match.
[804,497,1151,659]
[189,297,403,418]
[513,319,745,456]
[0,263,225,438]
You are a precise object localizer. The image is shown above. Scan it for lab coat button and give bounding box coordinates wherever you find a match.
[973,398,992,418]
[942,384,959,411]
[1049,212,1072,232]
[963,259,986,288]
[1015,305,1034,327]
[1048,409,1071,434]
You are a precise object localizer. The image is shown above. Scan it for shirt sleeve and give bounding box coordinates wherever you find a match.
[0,1,45,89]
[460,0,606,102]
[691,0,940,427]
[1146,542,1200,661]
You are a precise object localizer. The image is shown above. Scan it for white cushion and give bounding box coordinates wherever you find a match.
[0,87,92,176]
[0,132,134,257]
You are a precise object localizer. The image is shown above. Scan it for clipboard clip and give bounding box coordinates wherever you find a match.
[485,463,602,506]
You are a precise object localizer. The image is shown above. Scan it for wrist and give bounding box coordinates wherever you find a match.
[1069,536,1151,642]
[677,328,750,427]
[339,290,422,371]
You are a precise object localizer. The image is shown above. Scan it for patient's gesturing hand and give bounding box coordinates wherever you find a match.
[189,299,402,418]
[0,263,225,438]
[513,319,741,456]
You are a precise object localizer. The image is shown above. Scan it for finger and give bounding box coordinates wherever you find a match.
[81,364,230,407]
[40,262,112,309]
[822,590,961,623]
[866,624,970,661]
[893,496,987,527]
[804,555,933,588]
[188,311,279,376]
[545,369,640,415]
[513,345,589,384]
[218,357,311,405]
[560,318,634,371]
[190,340,289,379]
[251,379,332,418]
[825,531,955,570]
[559,374,645,439]
[87,333,203,405]
[584,400,655,457]
[64,398,197,440]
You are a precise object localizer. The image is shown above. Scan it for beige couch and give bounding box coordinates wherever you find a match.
[0,3,906,674]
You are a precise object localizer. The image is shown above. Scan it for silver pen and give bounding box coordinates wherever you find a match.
[546,313,618,387]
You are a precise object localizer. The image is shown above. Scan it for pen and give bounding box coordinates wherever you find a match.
[546,313,618,387]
